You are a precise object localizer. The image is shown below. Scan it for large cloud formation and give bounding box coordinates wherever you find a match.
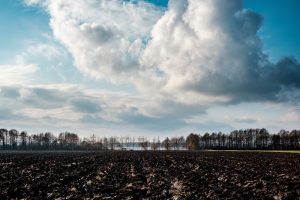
[20,0,300,132]
[26,0,300,103]
[143,0,300,103]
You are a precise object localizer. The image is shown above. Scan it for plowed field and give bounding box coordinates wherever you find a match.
[0,151,299,199]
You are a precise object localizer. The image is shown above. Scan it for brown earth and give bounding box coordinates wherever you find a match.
[0,151,299,199]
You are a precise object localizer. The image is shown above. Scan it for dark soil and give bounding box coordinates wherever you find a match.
[0,151,300,199]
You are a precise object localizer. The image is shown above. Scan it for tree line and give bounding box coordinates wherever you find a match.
[187,129,300,150]
[0,128,186,151]
[0,128,299,151]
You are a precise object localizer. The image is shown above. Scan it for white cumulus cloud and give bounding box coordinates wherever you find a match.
[45,0,163,82]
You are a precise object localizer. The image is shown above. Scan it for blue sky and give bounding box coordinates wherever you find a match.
[244,0,300,62]
[0,0,299,137]
[0,0,49,63]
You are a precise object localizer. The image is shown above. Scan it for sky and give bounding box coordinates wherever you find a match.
[0,0,299,137]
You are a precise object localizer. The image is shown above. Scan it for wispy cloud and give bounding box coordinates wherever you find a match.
[0,63,38,86]
[234,117,259,124]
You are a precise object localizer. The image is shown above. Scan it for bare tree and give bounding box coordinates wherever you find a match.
[202,133,210,149]
[0,129,8,149]
[178,136,186,150]
[162,137,170,150]
[186,133,200,150]
[9,129,18,148]
[151,138,158,151]
[20,131,27,149]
